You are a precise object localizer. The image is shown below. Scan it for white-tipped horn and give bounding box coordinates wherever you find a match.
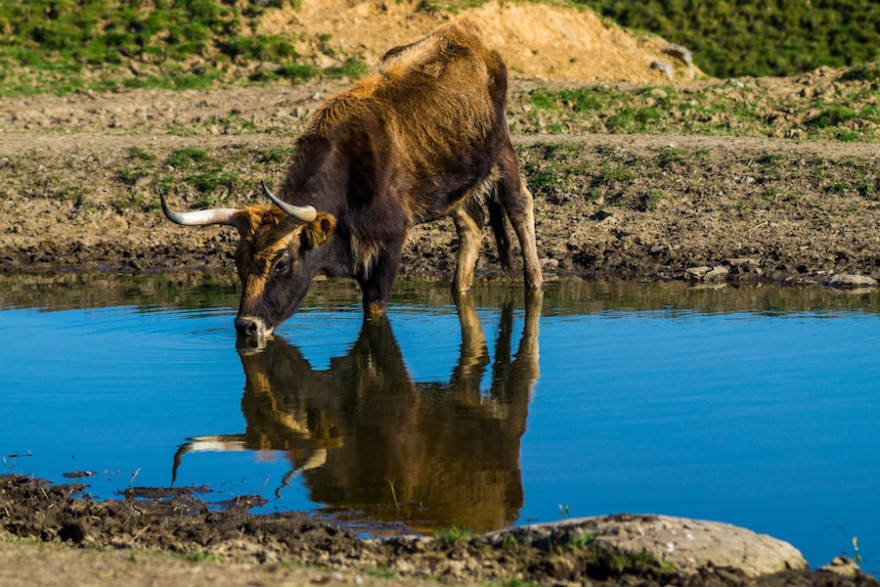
[260,180,317,223]
[159,188,243,228]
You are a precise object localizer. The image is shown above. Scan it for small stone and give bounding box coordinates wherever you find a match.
[703,266,729,282]
[650,87,668,99]
[650,60,674,80]
[662,43,693,67]
[819,556,861,577]
[827,274,878,289]
[685,266,711,282]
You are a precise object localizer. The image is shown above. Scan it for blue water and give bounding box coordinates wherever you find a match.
[0,277,878,571]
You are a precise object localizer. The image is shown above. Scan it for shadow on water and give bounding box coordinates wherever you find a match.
[173,291,542,533]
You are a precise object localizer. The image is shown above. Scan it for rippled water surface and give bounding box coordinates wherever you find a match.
[2,274,879,571]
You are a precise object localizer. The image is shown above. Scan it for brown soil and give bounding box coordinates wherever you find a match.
[1,114,879,285]
[254,0,696,83]
[2,4,879,584]
[2,476,877,586]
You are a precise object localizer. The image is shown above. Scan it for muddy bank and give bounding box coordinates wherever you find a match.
[1,475,876,586]
[1,130,880,286]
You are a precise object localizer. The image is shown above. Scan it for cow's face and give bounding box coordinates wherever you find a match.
[233,208,336,338]
[160,184,335,339]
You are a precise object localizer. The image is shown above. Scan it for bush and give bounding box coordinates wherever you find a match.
[572,0,880,78]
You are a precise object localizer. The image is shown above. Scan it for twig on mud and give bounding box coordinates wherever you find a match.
[389,480,400,512]
[749,220,768,231]
[132,523,152,541]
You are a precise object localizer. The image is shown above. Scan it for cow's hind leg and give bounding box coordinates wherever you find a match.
[451,194,486,294]
[496,146,543,289]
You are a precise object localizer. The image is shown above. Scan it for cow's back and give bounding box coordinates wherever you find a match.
[307,20,508,187]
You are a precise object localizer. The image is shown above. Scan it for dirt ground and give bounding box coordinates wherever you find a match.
[1,476,877,586]
[2,4,880,583]
[1,100,879,286]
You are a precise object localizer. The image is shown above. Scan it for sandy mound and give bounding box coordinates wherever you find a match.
[257,0,695,82]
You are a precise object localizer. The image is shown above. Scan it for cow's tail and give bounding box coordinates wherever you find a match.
[487,184,514,273]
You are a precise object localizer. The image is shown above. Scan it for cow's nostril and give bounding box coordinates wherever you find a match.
[235,316,260,337]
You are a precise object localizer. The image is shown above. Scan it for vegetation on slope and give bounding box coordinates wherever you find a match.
[3,0,880,97]
[0,0,368,96]
[575,0,880,78]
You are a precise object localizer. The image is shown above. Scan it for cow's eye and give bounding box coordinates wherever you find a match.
[273,260,290,276]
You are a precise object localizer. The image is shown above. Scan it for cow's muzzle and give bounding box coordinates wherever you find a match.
[234,315,273,339]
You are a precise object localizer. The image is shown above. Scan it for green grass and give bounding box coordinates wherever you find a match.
[508,79,880,142]
[365,565,398,580]
[572,0,880,78]
[0,0,358,97]
[435,526,472,546]
[840,61,880,82]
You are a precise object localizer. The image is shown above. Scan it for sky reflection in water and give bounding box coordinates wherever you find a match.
[0,276,878,571]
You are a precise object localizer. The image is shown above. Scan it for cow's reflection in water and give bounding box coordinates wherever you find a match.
[175,292,541,533]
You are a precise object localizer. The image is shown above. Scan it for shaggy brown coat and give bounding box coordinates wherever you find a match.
[164,18,542,337]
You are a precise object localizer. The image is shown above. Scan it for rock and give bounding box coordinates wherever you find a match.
[650,60,674,80]
[725,257,762,277]
[827,274,878,289]
[703,265,729,282]
[819,556,861,577]
[650,87,668,99]
[685,266,711,282]
[662,43,693,67]
[495,515,808,578]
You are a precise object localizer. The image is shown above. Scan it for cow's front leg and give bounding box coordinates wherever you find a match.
[357,238,405,319]
[451,197,485,294]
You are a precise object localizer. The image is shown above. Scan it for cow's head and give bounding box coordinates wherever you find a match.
[160,182,336,338]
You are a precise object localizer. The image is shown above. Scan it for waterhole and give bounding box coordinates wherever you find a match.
[1,273,878,570]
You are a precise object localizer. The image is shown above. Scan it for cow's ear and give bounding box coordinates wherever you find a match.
[300,213,336,251]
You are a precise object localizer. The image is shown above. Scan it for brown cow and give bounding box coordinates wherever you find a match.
[161,19,542,337]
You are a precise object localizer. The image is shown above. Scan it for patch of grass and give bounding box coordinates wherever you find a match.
[601,164,636,182]
[493,580,538,587]
[564,531,597,550]
[435,526,472,546]
[840,61,880,82]
[216,112,256,132]
[128,146,156,162]
[604,106,663,132]
[118,168,147,186]
[836,129,861,142]
[258,147,295,164]
[0,0,358,96]
[188,170,242,196]
[527,170,557,192]
[419,0,490,14]
[640,188,666,211]
[559,88,604,112]
[529,88,559,111]
[806,106,859,128]
[325,58,369,79]
[598,548,675,575]
[657,148,682,167]
[365,565,398,579]
[277,63,321,82]
[757,152,784,166]
[181,551,224,563]
[168,147,211,169]
[572,0,880,78]
[828,181,848,194]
